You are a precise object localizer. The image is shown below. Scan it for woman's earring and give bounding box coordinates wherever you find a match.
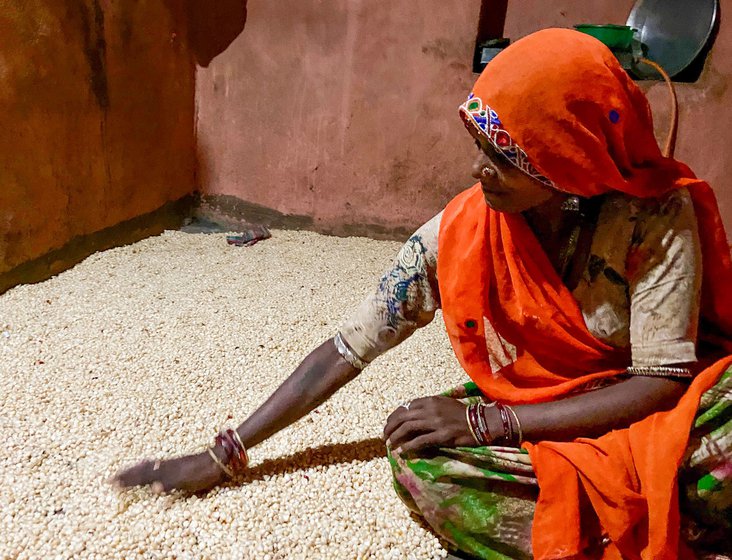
[561,195,581,212]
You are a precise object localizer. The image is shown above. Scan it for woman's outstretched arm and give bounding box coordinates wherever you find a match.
[113,215,442,493]
[113,338,357,493]
[235,338,359,448]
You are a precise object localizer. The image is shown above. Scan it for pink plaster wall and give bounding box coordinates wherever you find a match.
[197,0,731,238]
[196,0,482,235]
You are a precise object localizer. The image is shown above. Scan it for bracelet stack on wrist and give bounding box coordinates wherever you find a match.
[466,401,524,447]
[207,428,249,478]
[466,403,491,445]
[494,402,514,445]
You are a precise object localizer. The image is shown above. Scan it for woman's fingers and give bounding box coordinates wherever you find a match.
[111,452,224,494]
[398,432,446,455]
[383,407,411,442]
[111,460,157,489]
[387,420,433,450]
[384,396,473,453]
[383,397,436,441]
[153,461,177,493]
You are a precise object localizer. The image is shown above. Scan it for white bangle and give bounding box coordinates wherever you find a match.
[334,332,369,370]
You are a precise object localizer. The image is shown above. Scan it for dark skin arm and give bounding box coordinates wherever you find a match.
[112,338,357,493]
[113,341,687,492]
[384,374,688,454]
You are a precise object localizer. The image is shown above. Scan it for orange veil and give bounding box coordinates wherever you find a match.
[437,29,731,559]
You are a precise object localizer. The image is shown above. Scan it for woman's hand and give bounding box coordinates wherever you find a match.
[110,339,359,495]
[383,396,476,455]
[111,449,227,494]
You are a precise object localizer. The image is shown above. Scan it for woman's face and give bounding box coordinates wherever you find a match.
[469,128,557,213]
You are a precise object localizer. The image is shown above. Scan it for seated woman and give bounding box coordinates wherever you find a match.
[114,29,731,559]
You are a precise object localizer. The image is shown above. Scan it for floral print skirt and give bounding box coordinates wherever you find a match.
[387,369,732,559]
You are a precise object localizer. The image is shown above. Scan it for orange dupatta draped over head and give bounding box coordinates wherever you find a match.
[437,29,732,559]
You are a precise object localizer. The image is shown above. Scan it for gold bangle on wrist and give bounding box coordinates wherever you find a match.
[465,405,481,445]
[207,447,234,478]
[505,405,523,446]
[230,429,250,468]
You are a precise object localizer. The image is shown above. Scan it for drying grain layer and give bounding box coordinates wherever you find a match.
[0,229,469,559]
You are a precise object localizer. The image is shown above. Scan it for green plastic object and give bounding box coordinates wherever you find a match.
[574,24,635,50]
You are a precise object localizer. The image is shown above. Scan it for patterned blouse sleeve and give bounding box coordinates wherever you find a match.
[337,212,442,364]
[627,188,702,368]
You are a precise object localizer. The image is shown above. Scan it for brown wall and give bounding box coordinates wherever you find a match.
[197,0,731,239]
[196,0,482,237]
[0,1,196,275]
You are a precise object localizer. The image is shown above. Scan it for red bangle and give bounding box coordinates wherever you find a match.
[468,403,491,445]
[494,402,515,446]
[214,429,250,476]
[475,403,492,444]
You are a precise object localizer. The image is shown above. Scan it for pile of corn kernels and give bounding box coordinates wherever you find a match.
[0,229,468,559]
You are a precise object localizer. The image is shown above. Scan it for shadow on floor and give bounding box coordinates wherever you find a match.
[218,438,484,559]
[228,437,387,485]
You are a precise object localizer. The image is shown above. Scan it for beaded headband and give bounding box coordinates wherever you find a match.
[459,93,554,187]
